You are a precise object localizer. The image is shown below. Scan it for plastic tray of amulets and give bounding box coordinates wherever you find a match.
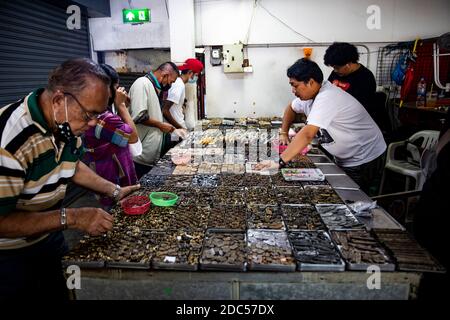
[246,187,278,207]
[139,174,167,188]
[281,205,325,231]
[275,186,312,206]
[330,230,395,271]
[247,205,285,230]
[315,204,366,231]
[63,235,108,269]
[207,205,247,231]
[288,230,345,272]
[152,230,204,271]
[105,229,165,270]
[373,229,446,273]
[247,229,296,272]
[304,185,344,205]
[199,231,247,272]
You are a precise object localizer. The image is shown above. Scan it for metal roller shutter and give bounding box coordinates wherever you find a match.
[0,0,91,107]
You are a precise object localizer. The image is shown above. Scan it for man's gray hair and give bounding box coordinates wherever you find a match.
[47,58,110,95]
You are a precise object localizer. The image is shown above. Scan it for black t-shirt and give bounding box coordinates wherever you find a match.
[328,65,376,113]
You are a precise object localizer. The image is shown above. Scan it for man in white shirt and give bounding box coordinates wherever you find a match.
[274,58,386,193]
[129,62,179,178]
[162,58,204,143]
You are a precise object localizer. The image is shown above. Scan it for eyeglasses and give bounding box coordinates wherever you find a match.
[63,92,102,122]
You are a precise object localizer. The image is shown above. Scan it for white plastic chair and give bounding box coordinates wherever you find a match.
[379,130,440,194]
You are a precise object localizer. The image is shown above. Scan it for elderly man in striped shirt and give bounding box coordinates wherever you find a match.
[0,58,140,300]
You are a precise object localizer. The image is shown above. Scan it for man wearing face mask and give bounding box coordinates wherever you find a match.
[162,58,204,145]
[0,58,140,300]
[129,62,180,178]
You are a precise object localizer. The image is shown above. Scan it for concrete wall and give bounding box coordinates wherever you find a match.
[195,0,450,118]
[89,0,170,51]
[194,0,450,45]
[103,49,171,73]
[88,0,450,118]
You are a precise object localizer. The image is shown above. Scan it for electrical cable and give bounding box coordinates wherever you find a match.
[257,1,315,43]
[244,0,258,45]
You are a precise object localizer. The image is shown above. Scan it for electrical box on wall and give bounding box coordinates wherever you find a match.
[223,44,244,73]
[210,46,222,66]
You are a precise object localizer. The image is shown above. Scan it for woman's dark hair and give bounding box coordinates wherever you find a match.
[100,64,120,86]
[287,58,323,83]
[324,42,359,66]
[47,58,110,95]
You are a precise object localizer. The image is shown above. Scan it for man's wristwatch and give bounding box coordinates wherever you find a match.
[111,184,121,202]
[279,157,288,168]
[60,207,68,230]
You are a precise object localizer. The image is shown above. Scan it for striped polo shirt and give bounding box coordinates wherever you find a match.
[0,89,83,249]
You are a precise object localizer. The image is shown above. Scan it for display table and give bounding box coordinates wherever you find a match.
[65,123,442,300]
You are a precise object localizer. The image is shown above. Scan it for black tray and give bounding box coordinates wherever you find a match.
[199,231,247,272]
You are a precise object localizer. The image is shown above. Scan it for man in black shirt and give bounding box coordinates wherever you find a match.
[324,42,377,115]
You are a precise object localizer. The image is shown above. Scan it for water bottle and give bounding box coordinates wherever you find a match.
[416,77,426,107]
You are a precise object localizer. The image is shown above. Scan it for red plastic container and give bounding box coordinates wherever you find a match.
[121,195,151,215]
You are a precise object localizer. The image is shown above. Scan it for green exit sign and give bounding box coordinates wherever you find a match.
[122,9,151,24]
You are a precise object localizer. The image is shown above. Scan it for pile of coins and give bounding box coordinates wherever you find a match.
[153,230,204,268]
[132,206,176,230]
[288,231,343,266]
[168,205,210,230]
[281,205,324,231]
[105,228,164,266]
[242,174,272,187]
[316,205,365,230]
[179,189,214,208]
[197,163,222,175]
[63,235,110,266]
[64,227,164,267]
[247,206,284,230]
[191,175,220,188]
[139,174,166,188]
[164,175,192,188]
[330,230,393,266]
[200,232,247,268]
[208,206,246,230]
[304,186,344,204]
[214,187,246,206]
[246,187,278,206]
[219,174,244,187]
[247,230,295,269]
[275,187,311,205]
[172,164,199,175]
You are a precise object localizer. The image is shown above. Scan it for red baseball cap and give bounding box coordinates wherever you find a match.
[178,58,204,74]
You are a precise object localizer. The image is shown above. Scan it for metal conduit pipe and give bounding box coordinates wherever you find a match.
[203,42,372,70]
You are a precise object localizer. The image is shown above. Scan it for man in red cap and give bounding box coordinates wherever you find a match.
[162,58,204,144]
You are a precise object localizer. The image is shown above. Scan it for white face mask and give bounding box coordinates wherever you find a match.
[188,75,198,84]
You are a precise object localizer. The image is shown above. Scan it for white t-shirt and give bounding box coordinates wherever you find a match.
[167,77,187,129]
[291,81,386,167]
